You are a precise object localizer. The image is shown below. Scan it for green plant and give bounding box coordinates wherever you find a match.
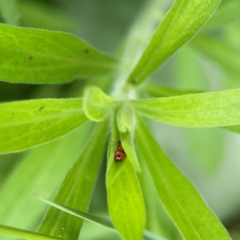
[0,0,240,239]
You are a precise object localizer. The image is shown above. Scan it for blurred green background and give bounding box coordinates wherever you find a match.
[1,0,240,239]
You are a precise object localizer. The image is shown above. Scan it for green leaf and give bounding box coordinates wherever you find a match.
[191,35,240,78]
[136,119,231,240]
[143,83,203,97]
[0,123,92,230]
[0,224,61,240]
[0,0,19,26]
[107,126,145,240]
[116,104,141,170]
[38,196,114,231]
[116,103,134,133]
[138,160,182,240]
[38,197,165,240]
[0,98,87,153]
[133,89,240,127]
[120,132,140,171]
[0,23,118,84]
[126,0,222,85]
[107,160,145,240]
[83,86,118,122]
[38,120,108,240]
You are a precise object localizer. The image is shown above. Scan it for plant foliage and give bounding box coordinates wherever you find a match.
[0,0,238,240]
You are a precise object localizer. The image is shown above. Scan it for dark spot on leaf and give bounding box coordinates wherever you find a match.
[39,106,44,111]
[85,49,89,54]
[29,56,33,60]
[130,79,136,84]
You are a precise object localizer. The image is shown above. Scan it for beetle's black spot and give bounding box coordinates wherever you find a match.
[85,49,89,54]
[29,56,33,60]
[39,106,44,111]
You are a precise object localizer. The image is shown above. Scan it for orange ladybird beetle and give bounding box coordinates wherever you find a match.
[114,141,126,162]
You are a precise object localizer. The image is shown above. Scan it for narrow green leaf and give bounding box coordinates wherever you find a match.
[38,120,108,240]
[107,160,145,240]
[0,24,118,84]
[133,89,240,127]
[127,0,222,85]
[143,83,203,97]
[116,104,140,170]
[0,224,61,240]
[191,36,240,78]
[38,196,114,231]
[120,132,140,171]
[136,119,231,240]
[83,86,118,122]
[138,160,182,240]
[38,197,165,240]
[0,123,92,230]
[107,126,145,240]
[0,98,87,153]
[0,0,19,26]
